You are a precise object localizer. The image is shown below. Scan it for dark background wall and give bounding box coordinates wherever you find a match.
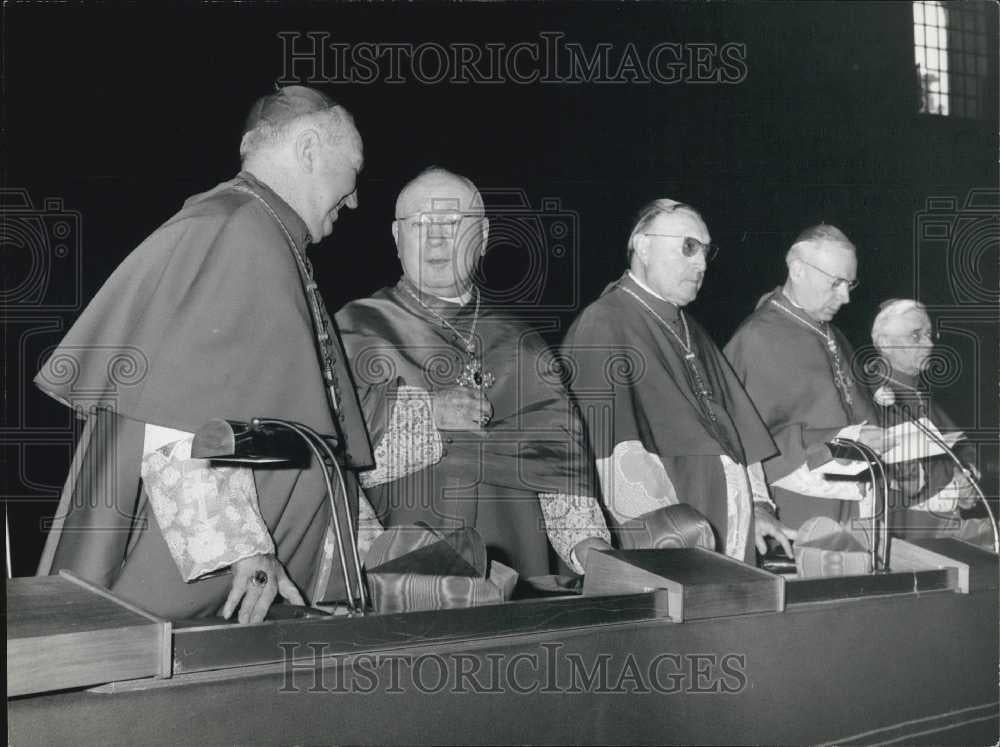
[4,3,997,574]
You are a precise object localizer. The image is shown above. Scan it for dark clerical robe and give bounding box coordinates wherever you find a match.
[877,371,983,540]
[561,273,777,562]
[725,287,879,529]
[337,279,608,577]
[34,172,372,618]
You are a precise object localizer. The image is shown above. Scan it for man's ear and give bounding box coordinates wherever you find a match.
[633,234,649,264]
[294,129,322,173]
[391,220,400,247]
[787,256,803,283]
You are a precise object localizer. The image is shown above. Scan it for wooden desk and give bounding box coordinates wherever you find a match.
[8,547,998,745]
[7,572,170,696]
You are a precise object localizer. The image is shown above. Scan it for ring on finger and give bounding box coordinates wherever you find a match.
[251,570,269,587]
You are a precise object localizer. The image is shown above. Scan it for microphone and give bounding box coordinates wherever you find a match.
[872,386,999,555]
[826,437,890,572]
[192,417,369,612]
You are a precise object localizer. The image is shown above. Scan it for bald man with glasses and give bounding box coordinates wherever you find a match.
[724,224,892,530]
[870,299,992,546]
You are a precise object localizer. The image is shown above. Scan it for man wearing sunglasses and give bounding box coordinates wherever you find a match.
[725,224,890,531]
[562,199,795,564]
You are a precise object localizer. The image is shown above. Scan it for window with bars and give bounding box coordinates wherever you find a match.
[913,1,992,118]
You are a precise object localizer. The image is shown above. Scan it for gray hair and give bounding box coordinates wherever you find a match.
[872,298,927,345]
[786,224,856,265]
[239,106,357,165]
[626,199,701,262]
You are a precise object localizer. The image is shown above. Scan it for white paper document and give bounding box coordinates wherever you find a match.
[879,418,963,465]
[774,418,963,489]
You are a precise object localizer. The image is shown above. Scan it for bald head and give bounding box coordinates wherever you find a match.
[783,224,858,322]
[240,86,360,166]
[872,299,934,375]
[627,198,711,307]
[392,167,488,298]
[395,168,483,220]
[239,87,363,243]
[626,199,702,262]
[785,224,855,265]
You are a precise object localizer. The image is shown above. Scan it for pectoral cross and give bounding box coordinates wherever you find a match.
[685,351,717,422]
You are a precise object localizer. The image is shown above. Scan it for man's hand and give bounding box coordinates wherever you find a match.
[890,460,924,496]
[955,473,979,510]
[219,553,305,624]
[855,425,897,456]
[754,505,797,557]
[571,536,612,571]
[432,386,493,430]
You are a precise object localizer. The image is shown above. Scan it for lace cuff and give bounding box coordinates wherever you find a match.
[719,455,753,560]
[140,437,274,582]
[912,465,962,514]
[538,493,611,573]
[595,440,679,525]
[360,385,443,489]
[771,461,866,502]
[356,492,386,563]
[747,462,775,508]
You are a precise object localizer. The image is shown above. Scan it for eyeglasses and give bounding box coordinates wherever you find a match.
[899,329,939,344]
[394,210,484,239]
[798,258,860,292]
[643,234,719,262]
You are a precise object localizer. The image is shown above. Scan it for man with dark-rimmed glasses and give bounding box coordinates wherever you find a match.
[725,224,892,530]
[562,199,795,564]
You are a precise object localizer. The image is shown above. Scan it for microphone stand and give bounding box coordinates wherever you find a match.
[252,418,369,612]
[5,503,11,580]
[829,437,891,572]
[192,417,369,613]
[905,417,999,555]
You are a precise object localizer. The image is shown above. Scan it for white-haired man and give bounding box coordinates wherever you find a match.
[725,225,891,530]
[562,199,795,563]
[871,299,989,543]
[35,86,374,623]
[337,167,611,579]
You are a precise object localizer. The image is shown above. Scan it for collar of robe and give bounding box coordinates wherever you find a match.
[883,368,928,398]
[234,170,312,251]
[395,277,478,320]
[620,271,682,322]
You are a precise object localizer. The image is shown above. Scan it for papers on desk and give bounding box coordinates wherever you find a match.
[881,418,963,464]
[791,418,963,480]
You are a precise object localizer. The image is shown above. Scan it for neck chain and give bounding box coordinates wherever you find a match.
[884,373,923,394]
[770,296,854,407]
[620,285,716,421]
[233,181,344,412]
[770,296,831,341]
[401,283,480,353]
[400,283,495,390]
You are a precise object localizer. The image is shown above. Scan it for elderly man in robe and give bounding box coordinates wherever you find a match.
[561,199,794,562]
[724,225,894,530]
[337,167,611,579]
[870,299,992,544]
[35,86,373,623]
